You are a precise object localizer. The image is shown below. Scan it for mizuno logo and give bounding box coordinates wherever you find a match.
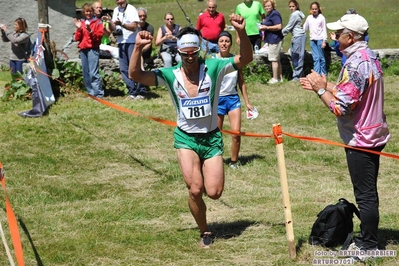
[182,97,209,106]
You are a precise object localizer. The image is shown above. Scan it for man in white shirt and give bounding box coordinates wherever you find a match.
[107,0,139,98]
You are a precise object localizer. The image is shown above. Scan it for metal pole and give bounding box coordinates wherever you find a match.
[175,0,194,27]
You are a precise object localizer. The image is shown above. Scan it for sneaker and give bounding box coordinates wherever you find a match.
[200,232,214,248]
[128,95,136,100]
[229,162,239,169]
[135,95,146,100]
[346,242,377,262]
[268,78,279,84]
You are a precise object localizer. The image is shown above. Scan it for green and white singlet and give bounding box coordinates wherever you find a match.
[154,57,237,133]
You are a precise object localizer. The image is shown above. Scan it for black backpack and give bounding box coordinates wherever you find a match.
[23,33,34,58]
[309,198,360,248]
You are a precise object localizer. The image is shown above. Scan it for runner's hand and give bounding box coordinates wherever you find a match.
[229,14,245,31]
[136,31,153,48]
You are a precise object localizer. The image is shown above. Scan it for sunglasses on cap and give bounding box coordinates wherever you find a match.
[178,48,201,57]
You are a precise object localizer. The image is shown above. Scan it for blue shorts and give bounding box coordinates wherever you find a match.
[218,95,241,116]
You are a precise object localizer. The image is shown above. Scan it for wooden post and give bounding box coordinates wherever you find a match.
[273,124,296,259]
[37,0,54,72]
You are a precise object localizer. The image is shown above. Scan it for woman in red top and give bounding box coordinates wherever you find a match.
[73,3,104,98]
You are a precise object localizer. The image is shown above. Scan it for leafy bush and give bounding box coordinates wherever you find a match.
[2,72,31,101]
[381,58,399,76]
[242,61,271,84]
[55,60,85,95]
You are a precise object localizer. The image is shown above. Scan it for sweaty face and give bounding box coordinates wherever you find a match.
[217,36,232,53]
[179,47,200,66]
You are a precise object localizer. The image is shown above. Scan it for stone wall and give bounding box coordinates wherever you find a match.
[0,0,78,66]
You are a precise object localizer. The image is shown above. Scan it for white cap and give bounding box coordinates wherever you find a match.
[327,14,368,35]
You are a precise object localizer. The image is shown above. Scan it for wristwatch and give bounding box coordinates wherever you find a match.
[317,88,326,98]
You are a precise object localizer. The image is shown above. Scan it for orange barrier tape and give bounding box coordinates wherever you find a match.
[283,132,399,159]
[221,129,272,138]
[0,163,25,266]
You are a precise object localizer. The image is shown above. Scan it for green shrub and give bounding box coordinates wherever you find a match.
[242,61,271,84]
[381,58,399,76]
[2,72,31,101]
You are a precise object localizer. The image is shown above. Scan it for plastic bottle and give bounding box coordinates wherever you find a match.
[101,21,111,45]
[254,44,259,54]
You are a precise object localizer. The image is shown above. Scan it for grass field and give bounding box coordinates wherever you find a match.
[0,75,398,265]
[0,0,398,264]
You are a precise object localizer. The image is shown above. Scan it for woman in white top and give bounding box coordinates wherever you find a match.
[215,31,254,169]
[303,1,327,75]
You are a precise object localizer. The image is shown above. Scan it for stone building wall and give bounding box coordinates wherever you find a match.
[0,0,78,66]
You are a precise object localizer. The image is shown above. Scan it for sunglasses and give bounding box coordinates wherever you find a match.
[166,18,174,21]
[139,15,147,17]
[335,31,350,39]
[178,48,201,57]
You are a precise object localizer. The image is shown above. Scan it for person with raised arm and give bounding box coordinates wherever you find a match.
[128,14,253,248]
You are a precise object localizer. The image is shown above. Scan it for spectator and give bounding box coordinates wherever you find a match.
[129,15,253,248]
[93,1,111,45]
[300,14,390,261]
[0,17,30,74]
[282,0,306,81]
[136,8,154,65]
[235,0,265,50]
[303,2,327,75]
[259,0,284,84]
[129,7,154,99]
[196,0,226,54]
[214,31,254,169]
[73,3,104,98]
[106,0,139,99]
[155,12,181,68]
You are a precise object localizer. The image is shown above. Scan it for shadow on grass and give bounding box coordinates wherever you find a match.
[145,90,161,100]
[209,220,257,239]
[1,208,44,266]
[378,228,399,249]
[18,217,44,266]
[223,154,264,166]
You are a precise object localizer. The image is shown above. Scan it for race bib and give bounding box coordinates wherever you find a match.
[180,95,212,119]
